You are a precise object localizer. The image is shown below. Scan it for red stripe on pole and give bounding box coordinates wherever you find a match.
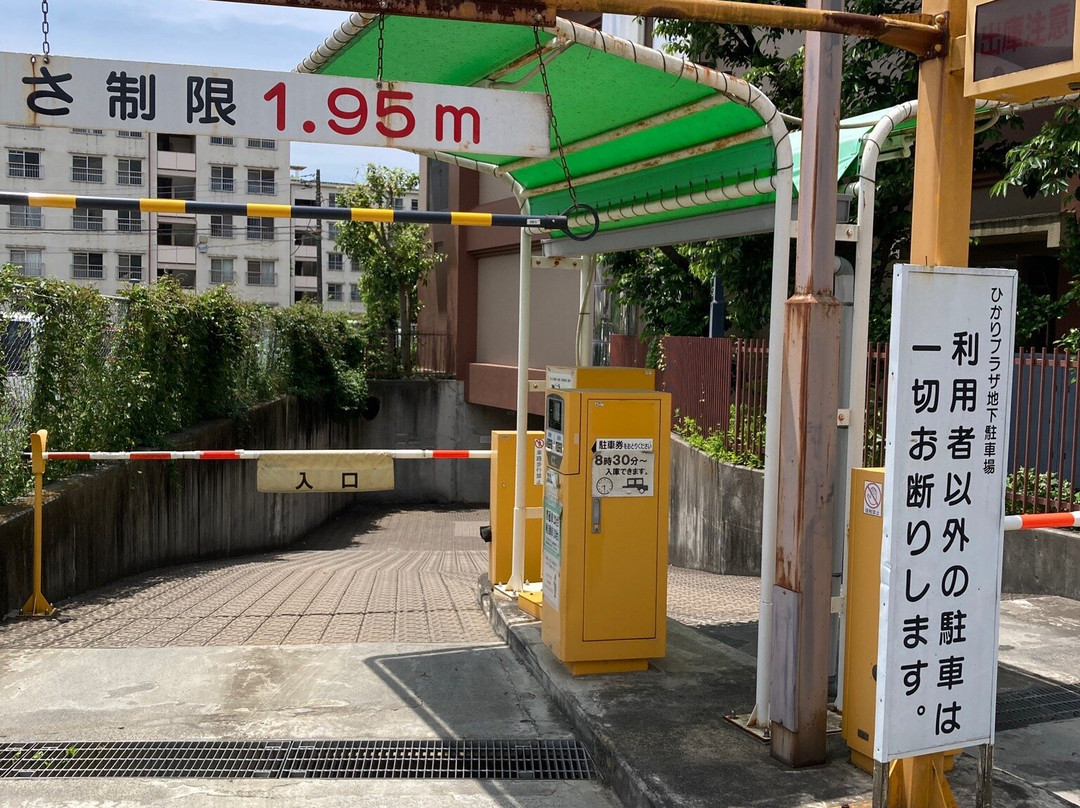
[431,450,472,459]
[130,453,174,461]
[47,453,91,461]
[199,451,242,460]
[1014,512,1078,530]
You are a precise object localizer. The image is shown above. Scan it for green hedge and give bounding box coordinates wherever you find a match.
[0,267,379,504]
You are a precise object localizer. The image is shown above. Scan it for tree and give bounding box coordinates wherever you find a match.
[607,1,924,340]
[603,247,712,363]
[334,164,439,375]
[990,106,1080,347]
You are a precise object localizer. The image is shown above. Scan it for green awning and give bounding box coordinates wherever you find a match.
[301,15,790,243]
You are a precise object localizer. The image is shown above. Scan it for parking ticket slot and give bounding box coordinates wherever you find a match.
[541,387,671,675]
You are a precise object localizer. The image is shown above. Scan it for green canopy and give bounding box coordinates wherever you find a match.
[300,14,794,245]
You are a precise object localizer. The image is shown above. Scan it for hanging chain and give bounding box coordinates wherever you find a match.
[40,0,50,60]
[375,13,386,87]
[533,26,578,209]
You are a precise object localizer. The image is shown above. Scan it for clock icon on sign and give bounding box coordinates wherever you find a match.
[596,477,613,495]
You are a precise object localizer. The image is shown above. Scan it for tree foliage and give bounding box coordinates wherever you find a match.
[605,1,923,340]
[333,164,439,374]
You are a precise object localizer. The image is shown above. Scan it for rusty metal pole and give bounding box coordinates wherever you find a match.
[769,0,844,768]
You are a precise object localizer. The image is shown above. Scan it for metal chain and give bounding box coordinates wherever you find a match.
[533,26,578,209]
[41,0,50,59]
[376,13,386,87]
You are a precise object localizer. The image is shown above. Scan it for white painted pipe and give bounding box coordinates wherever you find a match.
[508,227,533,593]
[749,140,795,730]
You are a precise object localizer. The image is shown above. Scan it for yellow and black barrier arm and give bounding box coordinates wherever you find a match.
[0,191,600,241]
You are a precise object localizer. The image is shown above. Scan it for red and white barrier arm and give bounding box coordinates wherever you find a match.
[40,449,493,462]
[1004,512,1080,531]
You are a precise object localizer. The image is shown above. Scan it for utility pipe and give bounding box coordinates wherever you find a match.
[508,227,534,593]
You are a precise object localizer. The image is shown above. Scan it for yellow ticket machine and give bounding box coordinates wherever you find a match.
[541,388,671,675]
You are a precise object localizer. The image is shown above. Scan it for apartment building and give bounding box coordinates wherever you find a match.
[3,124,290,306]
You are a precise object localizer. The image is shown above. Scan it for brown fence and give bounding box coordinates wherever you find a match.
[607,336,1080,514]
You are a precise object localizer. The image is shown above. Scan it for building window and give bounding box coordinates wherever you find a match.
[247,168,276,195]
[246,217,274,240]
[327,283,344,302]
[327,252,344,272]
[328,193,339,207]
[71,155,104,183]
[117,210,142,232]
[210,136,234,146]
[72,252,104,280]
[210,258,235,284]
[411,198,419,211]
[246,138,276,150]
[71,128,103,135]
[157,176,195,200]
[392,197,404,210]
[349,283,361,303]
[9,249,43,277]
[72,208,105,231]
[294,229,319,248]
[157,222,196,246]
[210,214,234,238]
[246,260,276,286]
[117,130,143,139]
[7,150,40,179]
[327,221,344,239]
[118,254,143,283]
[117,158,142,185]
[8,205,42,228]
[210,165,234,192]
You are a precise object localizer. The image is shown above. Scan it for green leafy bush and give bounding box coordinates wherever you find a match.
[1005,467,1080,515]
[0,266,384,504]
[675,413,764,469]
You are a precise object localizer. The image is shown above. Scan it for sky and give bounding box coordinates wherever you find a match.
[0,0,420,183]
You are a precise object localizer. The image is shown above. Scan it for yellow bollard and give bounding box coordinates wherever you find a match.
[20,429,55,617]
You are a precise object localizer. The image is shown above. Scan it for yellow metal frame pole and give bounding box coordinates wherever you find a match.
[21,430,55,617]
[880,0,972,803]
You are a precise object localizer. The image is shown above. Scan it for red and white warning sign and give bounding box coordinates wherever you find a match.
[863,480,883,517]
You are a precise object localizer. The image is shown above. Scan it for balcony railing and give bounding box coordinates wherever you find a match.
[71,166,104,183]
[247,180,276,195]
[7,163,40,179]
[117,170,143,185]
[246,270,277,286]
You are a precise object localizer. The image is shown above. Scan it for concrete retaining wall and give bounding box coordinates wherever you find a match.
[668,436,764,576]
[0,380,512,615]
[668,437,1080,599]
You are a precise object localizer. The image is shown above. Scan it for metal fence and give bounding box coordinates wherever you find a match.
[609,335,1080,514]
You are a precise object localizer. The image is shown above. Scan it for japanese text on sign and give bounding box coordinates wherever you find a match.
[256,451,395,493]
[0,53,550,156]
[875,265,1017,762]
[972,0,1075,81]
[591,438,655,498]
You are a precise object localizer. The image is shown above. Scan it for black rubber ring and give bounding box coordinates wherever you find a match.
[560,204,600,241]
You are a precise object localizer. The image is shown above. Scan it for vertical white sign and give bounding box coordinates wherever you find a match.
[876,264,1017,762]
[542,469,561,607]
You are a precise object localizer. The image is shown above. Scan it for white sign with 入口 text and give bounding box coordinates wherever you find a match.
[0,53,550,156]
[876,264,1017,762]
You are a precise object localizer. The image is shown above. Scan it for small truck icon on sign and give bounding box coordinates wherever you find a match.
[623,477,649,493]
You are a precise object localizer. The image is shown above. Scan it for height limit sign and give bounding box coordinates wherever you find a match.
[591,438,655,498]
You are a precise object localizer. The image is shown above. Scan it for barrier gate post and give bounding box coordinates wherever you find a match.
[21,429,55,617]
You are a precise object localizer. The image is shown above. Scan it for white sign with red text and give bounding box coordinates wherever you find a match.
[876,264,1017,762]
[0,53,550,156]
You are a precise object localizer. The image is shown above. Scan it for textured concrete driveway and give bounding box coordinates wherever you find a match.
[0,505,762,651]
[0,506,495,649]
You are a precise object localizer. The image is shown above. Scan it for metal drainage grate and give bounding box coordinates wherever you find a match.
[995,683,1080,731]
[0,739,596,780]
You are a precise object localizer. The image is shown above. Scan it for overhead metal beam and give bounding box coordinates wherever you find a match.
[209,0,948,58]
